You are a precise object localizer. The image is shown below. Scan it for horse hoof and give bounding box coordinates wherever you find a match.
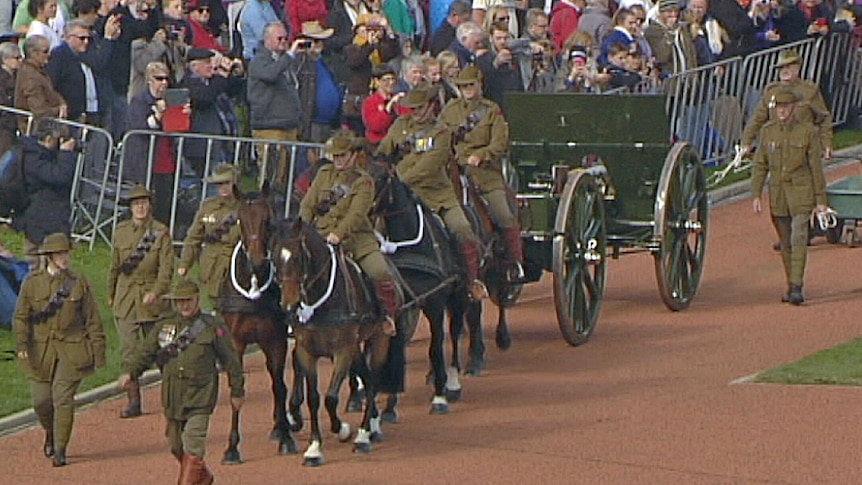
[465,359,485,377]
[337,422,353,442]
[445,388,462,403]
[302,456,324,467]
[221,450,243,465]
[353,442,372,454]
[495,332,511,350]
[370,431,384,443]
[269,428,283,442]
[381,409,399,424]
[279,439,298,455]
[288,412,303,432]
[429,402,449,415]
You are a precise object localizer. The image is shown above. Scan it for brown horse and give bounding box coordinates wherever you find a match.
[220,184,296,464]
[449,165,525,375]
[272,218,391,466]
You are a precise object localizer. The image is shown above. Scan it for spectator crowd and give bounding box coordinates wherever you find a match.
[0,0,860,246]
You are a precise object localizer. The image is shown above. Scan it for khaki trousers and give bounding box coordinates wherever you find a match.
[31,357,82,450]
[167,413,211,459]
[772,214,809,286]
[253,129,298,190]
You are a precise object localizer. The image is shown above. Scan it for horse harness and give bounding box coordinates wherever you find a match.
[118,229,163,275]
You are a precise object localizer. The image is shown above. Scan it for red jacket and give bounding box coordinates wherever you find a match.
[362,91,397,143]
[189,18,226,53]
[551,1,583,54]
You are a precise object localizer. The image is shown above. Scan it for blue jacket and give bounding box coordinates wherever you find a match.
[15,136,76,244]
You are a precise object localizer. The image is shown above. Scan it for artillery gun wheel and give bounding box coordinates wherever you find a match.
[552,169,607,346]
[653,142,709,311]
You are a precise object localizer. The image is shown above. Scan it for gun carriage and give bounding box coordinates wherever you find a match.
[507,93,709,346]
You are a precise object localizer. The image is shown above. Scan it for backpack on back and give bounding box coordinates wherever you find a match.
[0,146,30,218]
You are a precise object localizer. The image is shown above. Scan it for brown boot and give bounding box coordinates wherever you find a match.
[121,377,142,418]
[460,241,487,301]
[375,280,400,335]
[181,454,213,485]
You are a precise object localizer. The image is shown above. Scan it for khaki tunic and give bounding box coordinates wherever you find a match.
[741,79,833,150]
[378,117,458,212]
[14,269,107,382]
[439,97,509,193]
[126,312,245,420]
[108,218,174,323]
[751,120,827,217]
[179,196,241,299]
[300,164,378,260]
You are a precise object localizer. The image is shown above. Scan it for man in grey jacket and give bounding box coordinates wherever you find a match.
[247,21,304,189]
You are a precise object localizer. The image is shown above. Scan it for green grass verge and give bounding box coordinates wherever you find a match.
[0,228,123,418]
[754,336,862,386]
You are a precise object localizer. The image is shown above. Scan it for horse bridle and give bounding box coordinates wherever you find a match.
[231,197,276,300]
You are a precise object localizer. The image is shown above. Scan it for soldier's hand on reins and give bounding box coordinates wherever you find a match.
[467,155,482,167]
[326,233,341,245]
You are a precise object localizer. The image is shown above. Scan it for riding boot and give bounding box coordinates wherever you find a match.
[787,284,804,306]
[121,377,142,418]
[375,280,399,336]
[460,241,488,301]
[181,454,213,485]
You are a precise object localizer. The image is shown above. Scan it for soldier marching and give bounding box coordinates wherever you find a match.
[108,185,174,418]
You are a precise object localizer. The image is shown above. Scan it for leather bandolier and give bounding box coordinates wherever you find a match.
[118,229,162,275]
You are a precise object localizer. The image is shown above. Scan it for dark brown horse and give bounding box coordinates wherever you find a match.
[220,184,296,464]
[449,166,525,375]
[272,218,391,466]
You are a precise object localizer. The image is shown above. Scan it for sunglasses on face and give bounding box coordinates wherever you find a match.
[152,75,170,81]
[71,34,92,41]
[196,7,210,13]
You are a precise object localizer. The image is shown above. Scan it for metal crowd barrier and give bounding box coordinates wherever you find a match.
[0,106,115,249]
[118,130,324,247]
[664,33,862,169]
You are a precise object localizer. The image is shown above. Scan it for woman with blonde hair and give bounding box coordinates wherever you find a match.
[436,50,462,102]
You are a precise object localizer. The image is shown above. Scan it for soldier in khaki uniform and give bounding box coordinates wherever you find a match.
[751,89,828,305]
[439,65,523,278]
[299,130,399,332]
[119,279,245,485]
[377,83,488,301]
[14,233,106,467]
[178,164,241,308]
[108,185,174,418]
[741,48,833,160]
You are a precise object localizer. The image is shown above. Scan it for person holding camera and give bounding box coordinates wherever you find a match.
[118,279,244,485]
[475,21,523,113]
[248,21,304,187]
[180,47,245,179]
[128,0,189,101]
[295,20,341,143]
[13,118,77,261]
[341,13,399,135]
[14,232,106,468]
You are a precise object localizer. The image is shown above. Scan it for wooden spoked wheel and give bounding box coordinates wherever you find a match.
[552,169,608,346]
[653,142,709,311]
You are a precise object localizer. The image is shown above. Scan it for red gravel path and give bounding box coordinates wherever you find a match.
[1,164,861,485]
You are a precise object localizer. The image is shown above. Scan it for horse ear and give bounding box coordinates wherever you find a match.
[232,184,242,200]
[261,180,271,198]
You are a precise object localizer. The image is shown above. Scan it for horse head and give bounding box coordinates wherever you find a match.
[234,182,274,269]
[272,217,333,312]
